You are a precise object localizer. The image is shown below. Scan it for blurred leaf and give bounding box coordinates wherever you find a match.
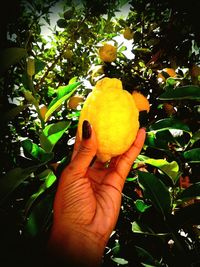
[158,85,200,100]
[3,105,27,121]
[0,47,27,75]
[111,257,128,265]
[134,199,151,213]
[0,166,38,204]
[137,155,180,184]
[40,121,71,152]
[45,82,81,121]
[190,130,200,145]
[21,139,54,163]
[132,221,168,237]
[135,246,163,267]
[149,118,191,134]
[177,182,200,202]
[24,169,56,217]
[138,171,172,219]
[183,148,200,163]
[35,58,46,74]
[57,18,68,28]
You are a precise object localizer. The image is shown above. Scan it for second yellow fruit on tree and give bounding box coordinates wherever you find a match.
[78,77,149,162]
[99,43,117,63]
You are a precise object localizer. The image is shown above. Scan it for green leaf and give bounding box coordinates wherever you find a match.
[137,171,172,219]
[24,193,54,237]
[111,257,128,265]
[132,221,168,237]
[0,47,27,75]
[24,169,57,217]
[137,155,180,184]
[0,166,38,204]
[158,85,200,100]
[135,246,162,267]
[134,199,151,213]
[149,118,191,133]
[177,182,200,202]
[45,82,81,121]
[40,121,71,152]
[21,139,54,163]
[35,58,46,74]
[183,148,200,163]
[57,18,68,28]
[190,130,200,145]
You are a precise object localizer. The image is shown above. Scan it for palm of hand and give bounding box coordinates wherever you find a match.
[53,127,145,244]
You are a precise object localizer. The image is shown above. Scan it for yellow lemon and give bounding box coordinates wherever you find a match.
[99,43,117,63]
[132,91,150,112]
[123,27,134,40]
[67,95,84,109]
[77,77,140,162]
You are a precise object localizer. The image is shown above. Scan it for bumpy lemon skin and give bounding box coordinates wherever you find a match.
[99,44,117,63]
[78,78,139,162]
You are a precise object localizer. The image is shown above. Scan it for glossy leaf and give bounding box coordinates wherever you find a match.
[0,166,38,204]
[149,118,191,133]
[24,169,56,216]
[0,47,27,75]
[137,155,180,184]
[183,148,200,163]
[158,85,200,100]
[45,82,81,121]
[24,193,54,237]
[40,121,71,152]
[137,171,172,219]
[22,139,54,163]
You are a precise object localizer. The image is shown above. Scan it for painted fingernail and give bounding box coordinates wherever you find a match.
[82,120,91,139]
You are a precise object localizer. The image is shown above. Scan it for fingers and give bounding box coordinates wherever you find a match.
[62,121,97,178]
[115,127,146,180]
[71,130,81,161]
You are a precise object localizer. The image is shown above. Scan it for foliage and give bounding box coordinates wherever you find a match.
[0,0,200,266]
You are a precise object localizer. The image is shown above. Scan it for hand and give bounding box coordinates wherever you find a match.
[47,120,146,267]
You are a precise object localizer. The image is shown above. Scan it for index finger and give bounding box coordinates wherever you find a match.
[71,130,81,161]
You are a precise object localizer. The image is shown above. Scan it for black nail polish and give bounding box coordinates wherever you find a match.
[82,120,91,139]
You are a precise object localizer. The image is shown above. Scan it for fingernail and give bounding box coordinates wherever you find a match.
[82,120,91,139]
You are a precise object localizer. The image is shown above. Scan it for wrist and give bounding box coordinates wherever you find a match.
[47,225,106,267]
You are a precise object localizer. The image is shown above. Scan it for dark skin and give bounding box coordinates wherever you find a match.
[48,121,146,267]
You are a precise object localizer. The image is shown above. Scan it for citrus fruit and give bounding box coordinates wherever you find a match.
[132,91,150,112]
[123,27,134,40]
[157,68,176,82]
[39,104,48,120]
[63,48,73,59]
[67,95,84,109]
[99,43,117,63]
[77,77,149,162]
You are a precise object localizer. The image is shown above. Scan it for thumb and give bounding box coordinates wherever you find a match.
[70,120,97,172]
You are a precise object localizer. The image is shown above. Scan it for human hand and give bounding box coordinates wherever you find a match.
[47,120,146,267]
